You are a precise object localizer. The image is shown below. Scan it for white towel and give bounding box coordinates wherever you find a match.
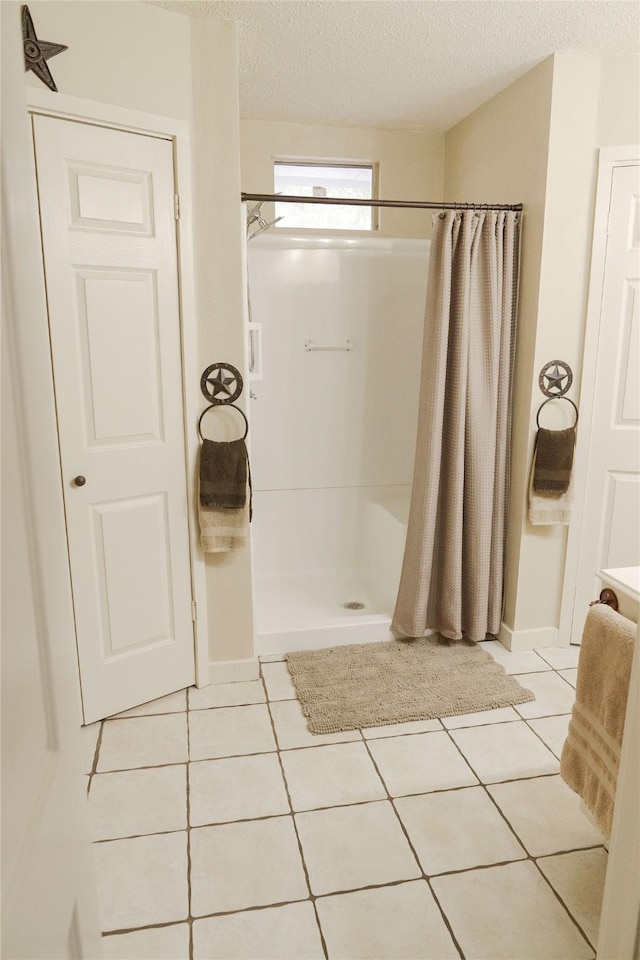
[198,482,249,553]
[528,449,574,525]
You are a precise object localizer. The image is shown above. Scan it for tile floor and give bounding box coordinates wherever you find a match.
[81,641,608,960]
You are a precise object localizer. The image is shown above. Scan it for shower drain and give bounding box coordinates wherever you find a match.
[343,600,365,610]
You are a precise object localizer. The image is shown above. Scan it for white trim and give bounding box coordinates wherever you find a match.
[25,90,209,690]
[27,87,183,139]
[597,145,640,163]
[208,659,260,685]
[559,146,640,648]
[498,622,558,651]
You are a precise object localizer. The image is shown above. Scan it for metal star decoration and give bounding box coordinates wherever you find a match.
[538,360,573,398]
[200,363,244,405]
[22,6,67,93]
[206,370,238,401]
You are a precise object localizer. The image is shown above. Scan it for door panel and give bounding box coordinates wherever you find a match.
[94,493,174,655]
[601,472,640,568]
[78,269,163,444]
[572,163,640,640]
[33,115,194,721]
[69,162,153,232]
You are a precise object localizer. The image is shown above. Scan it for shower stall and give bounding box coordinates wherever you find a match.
[246,233,429,655]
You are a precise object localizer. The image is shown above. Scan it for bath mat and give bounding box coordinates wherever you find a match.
[286,636,535,734]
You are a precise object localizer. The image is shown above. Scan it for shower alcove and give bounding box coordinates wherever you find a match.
[246,234,429,655]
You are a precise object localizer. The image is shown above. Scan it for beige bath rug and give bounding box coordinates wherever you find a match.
[286,636,535,734]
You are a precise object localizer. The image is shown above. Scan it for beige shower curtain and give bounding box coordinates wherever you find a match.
[392,209,521,643]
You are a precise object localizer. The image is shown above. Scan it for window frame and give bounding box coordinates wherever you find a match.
[272,159,380,233]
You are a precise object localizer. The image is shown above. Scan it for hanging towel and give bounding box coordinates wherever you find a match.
[533,426,576,494]
[528,449,574,525]
[560,603,636,840]
[199,438,247,509]
[198,492,249,553]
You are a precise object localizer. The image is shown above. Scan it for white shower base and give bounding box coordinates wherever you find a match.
[253,490,411,656]
[255,569,395,655]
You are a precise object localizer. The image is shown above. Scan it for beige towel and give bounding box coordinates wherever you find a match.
[560,603,636,839]
[198,484,248,553]
[528,449,574,525]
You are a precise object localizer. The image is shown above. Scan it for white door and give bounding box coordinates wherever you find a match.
[32,115,195,722]
[1,3,102,954]
[572,163,640,642]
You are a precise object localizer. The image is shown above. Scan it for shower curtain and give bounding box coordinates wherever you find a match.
[392,209,521,643]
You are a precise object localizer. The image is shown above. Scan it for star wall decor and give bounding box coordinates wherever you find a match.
[199,363,244,405]
[538,360,573,398]
[22,5,68,93]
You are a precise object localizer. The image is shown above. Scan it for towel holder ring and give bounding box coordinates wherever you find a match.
[536,396,579,430]
[198,403,248,442]
[198,362,248,442]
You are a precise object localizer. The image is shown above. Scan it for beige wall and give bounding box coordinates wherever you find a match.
[445,57,555,644]
[192,21,255,664]
[240,118,444,239]
[445,53,636,647]
[598,55,640,146]
[25,1,192,120]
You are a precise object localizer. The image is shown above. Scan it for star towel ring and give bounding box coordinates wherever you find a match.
[200,363,243,405]
[198,363,248,441]
[538,360,573,398]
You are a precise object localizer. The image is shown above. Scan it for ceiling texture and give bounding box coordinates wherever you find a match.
[152,1,640,132]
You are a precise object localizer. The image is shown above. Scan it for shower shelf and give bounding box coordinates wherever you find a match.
[304,339,354,352]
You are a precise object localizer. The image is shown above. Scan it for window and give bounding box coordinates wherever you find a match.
[273,161,376,231]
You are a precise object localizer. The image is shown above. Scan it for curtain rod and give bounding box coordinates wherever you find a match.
[242,192,523,212]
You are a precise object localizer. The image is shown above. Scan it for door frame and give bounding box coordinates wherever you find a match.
[559,145,640,647]
[26,87,210,691]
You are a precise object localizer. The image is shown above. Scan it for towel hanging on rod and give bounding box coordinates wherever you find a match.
[530,395,578,511]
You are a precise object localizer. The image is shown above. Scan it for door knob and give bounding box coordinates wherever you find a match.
[73,475,86,487]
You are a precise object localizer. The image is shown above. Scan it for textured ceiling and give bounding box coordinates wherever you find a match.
[152,1,639,132]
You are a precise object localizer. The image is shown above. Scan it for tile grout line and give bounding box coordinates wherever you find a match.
[103,696,576,727]
[186,700,195,960]
[360,736,466,960]
[101,919,189,939]
[111,765,558,839]
[532,855,600,953]
[98,840,608,938]
[86,719,104,796]
[522,713,568,760]
[262,664,330,960]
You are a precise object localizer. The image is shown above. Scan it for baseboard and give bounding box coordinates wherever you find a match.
[498,622,559,651]
[207,658,260,685]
